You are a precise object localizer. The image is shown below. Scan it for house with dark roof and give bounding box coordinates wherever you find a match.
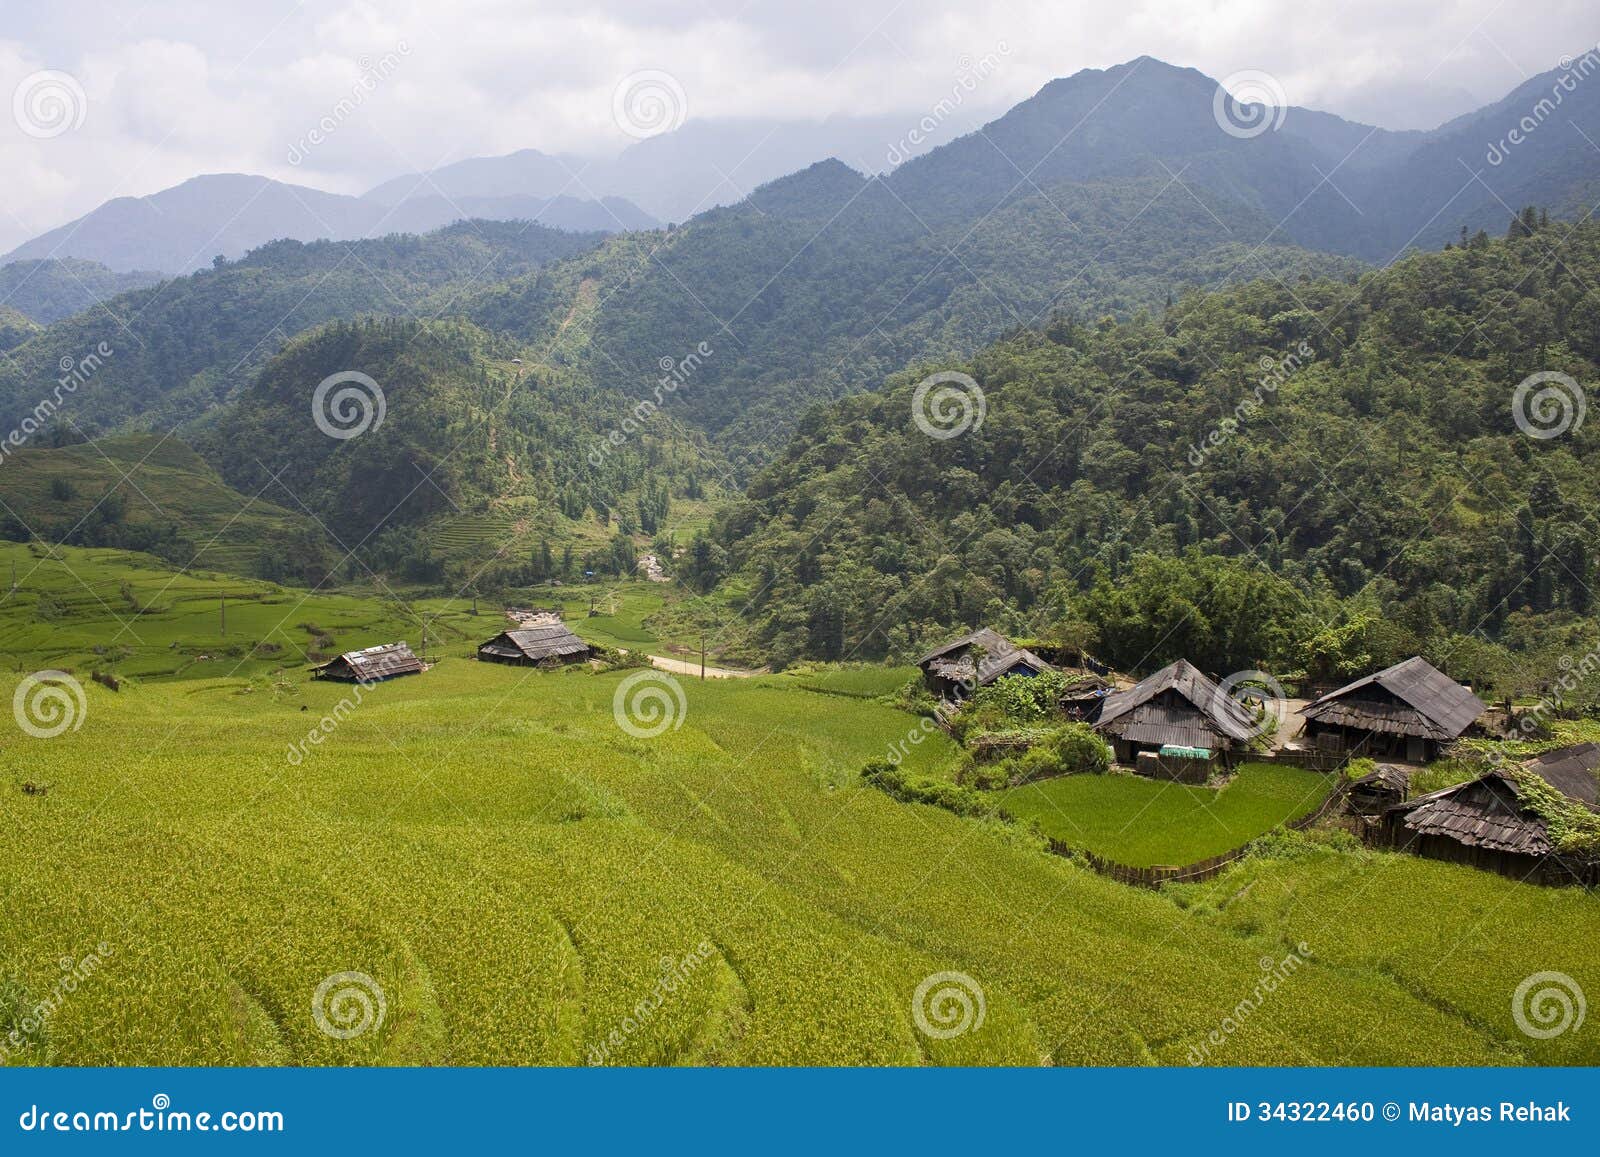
[917,628,1052,700]
[312,642,423,683]
[1093,659,1257,767]
[1300,656,1485,763]
[477,623,593,667]
[1377,746,1600,885]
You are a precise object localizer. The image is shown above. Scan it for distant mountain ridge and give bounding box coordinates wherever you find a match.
[1,174,656,275]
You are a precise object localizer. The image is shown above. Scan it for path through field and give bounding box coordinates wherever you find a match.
[648,653,764,679]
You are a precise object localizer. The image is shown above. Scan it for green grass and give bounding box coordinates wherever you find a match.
[782,664,917,699]
[0,548,1596,1068]
[0,542,481,679]
[993,763,1332,867]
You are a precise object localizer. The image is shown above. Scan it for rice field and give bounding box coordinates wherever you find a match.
[1,651,1595,1067]
[0,548,1594,1068]
[993,763,1336,867]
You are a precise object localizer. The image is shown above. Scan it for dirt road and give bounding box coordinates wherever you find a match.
[647,653,765,679]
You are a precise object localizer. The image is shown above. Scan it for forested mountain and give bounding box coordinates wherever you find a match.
[466,160,1363,459]
[0,258,163,324]
[196,316,720,582]
[2,173,655,275]
[0,307,39,352]
[704,218,1600,695]
[0,221,606,436]
[460,55,1597,463]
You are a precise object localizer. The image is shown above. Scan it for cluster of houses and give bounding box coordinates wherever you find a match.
[310,617,594,683]
[917,629,1600,886]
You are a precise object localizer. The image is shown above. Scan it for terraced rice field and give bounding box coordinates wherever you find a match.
[0,543,478,679]
[1,657,1595,1066]
[994,763,1332,867]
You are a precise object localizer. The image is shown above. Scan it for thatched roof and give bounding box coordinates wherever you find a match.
[1095,659,1257,749]
[918,628,1053,689]
[1303,656,1485,740]
[1523,743,1600,809]
[313,642,422,681]
[478,624,591,663]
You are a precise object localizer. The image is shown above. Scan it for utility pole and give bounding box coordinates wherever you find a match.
[700,631,706,681]
[219,595,226,636]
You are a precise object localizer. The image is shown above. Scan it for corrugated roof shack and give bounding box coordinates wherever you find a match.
[1094,659,1257,770]
[917,628,1052,700]
[1373,747,1600,886]
[312,642,423,683]
[477,624,593,667]
[1301,656,1486,763]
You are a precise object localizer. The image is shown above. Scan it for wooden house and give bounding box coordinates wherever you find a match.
[1093,659,1257,768]
[1301,656,1485,763]
[917,628,1052,700]
[477,623,592,667]
[1377,748,1598,885]
[312,642,423,683]
[1347,763,1411,815]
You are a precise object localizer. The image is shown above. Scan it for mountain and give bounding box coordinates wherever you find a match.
[0,258,163,324]
[364,110,1000,227]
[0,306,39,351]
[2,173,656,275]
[194,316,721,582]
[705,220,1600,678]
[0,220,606,436]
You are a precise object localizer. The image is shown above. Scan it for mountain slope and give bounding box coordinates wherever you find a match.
[0,258,163,324]
[0,434,330,581]
[0,220,606,437]
[709,220,1600,680]
[196,317,723,573]
[3,174,656,275]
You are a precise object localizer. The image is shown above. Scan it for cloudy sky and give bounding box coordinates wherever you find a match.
[1,0,1596,251]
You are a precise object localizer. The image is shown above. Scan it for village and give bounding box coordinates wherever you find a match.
[304,612,1600,892]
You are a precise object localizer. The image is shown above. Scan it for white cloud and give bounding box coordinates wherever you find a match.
[0,0,1595,251]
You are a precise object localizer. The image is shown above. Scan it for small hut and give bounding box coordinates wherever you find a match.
[1301,656,1485,763]
[1347,763,1411,815]
[312,642,423,683]
[1093,659,1257,771]
[477,623,592,667]
[917,628,1052,700]
[1378,750,1598,884]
